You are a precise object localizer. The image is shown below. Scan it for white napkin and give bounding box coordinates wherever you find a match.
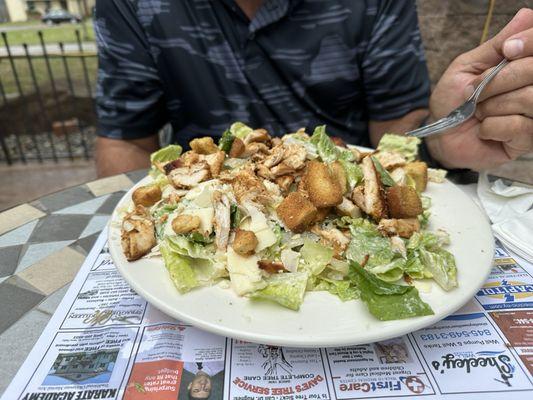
[477,172,533,263]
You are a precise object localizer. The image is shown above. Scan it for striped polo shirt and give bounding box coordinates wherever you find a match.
[95,0,430,147]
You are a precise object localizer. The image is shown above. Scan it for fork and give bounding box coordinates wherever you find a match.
[406,58,509,139]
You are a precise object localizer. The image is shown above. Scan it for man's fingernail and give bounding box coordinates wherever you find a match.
[464,85,475,99]
[503,38,524,58]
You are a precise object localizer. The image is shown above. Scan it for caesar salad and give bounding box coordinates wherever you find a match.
[119,123,455,320]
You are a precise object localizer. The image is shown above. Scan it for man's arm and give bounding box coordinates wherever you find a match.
[361,0,431,148]
[368,109,429,148]
[95,135,159,177]
[94,0,168,177]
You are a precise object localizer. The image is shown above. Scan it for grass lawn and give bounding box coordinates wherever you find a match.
[0,20,94,46]
[0,19,41,27]
[0,55,97,96]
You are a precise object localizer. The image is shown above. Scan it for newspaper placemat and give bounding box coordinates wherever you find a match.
[2,230,532,400]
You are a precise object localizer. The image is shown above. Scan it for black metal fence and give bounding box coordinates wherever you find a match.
[0,29,97,164]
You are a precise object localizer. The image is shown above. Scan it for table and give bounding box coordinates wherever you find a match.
[0,169,492,395]
[0,169,147,394]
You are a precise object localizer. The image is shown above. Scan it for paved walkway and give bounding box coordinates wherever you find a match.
[0,159,97,211]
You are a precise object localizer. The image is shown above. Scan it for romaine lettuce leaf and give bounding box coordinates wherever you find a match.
[310,125,338,163]
[299,239,333,276]
[419,248,457,291]
[218,122,252,152]
[349,263,433,320]
[344,219,395,267]
[418,195,432,227]
[310,126,354,163]
[406,232,457,290]
[316,277,359,301]
[405,255,431,279]
[377,134,421,162]
[187,231,214,244]
[149,145,182,177]
[339,159,363,190]
[152,174,170,190]
[261,224,283,260]
[151,203,179,239]
[371,156,396,187]
[230,122,253,139]
[218,129,234,152]
[282,133,319,159]
[160,242,198,293]
[366,258,405,282]
[150,144,183,164]
[250,272,309,310]
[166,235,215,260]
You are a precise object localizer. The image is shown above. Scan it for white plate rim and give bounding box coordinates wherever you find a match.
[109,160,494,347]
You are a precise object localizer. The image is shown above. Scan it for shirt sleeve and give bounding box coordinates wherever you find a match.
[362,0,430,121]
[94,0,167,139]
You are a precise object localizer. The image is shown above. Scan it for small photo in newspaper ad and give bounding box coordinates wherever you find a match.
[60,261,148,330]
[325,336,434,399]
[411,313,533,395]
[16,327,138,400]
[475,245,533,311]
[490,310,533,376]
[124,323,226,400]
[225,341,331,400]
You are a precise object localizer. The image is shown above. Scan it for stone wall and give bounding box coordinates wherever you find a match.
[417,0,532,84]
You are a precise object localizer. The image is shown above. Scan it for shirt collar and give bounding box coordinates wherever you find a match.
[220,0,303,32]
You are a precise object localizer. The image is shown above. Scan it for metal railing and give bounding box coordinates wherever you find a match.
[0,29,96,164]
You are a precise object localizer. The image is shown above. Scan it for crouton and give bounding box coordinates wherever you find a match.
[132,185,162,207]
[314,207,331,223]
[276,191,317,232]
[361,156,388,220]
[330,161,348,194]
[378,218,420,238]
[233,229,258,256]
[386,185,423,218]
[172,214,201,234]
[304,161,343,207]
[404,161,428,192]
[229,137,245,158]
[335,197,362,218]
[190,137,219,154]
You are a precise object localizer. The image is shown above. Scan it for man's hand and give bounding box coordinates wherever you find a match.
[427,8,533,170]
[95,135,160,177]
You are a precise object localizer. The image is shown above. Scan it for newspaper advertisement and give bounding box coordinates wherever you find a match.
[2,231,532,400]
[224,341,331,399]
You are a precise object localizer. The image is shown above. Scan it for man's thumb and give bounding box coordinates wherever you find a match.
[462,8,533,66]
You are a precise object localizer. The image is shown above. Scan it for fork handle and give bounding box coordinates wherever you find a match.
[470,59,509,102]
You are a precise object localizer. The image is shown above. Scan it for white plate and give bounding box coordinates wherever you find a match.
[109,172,494,347]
